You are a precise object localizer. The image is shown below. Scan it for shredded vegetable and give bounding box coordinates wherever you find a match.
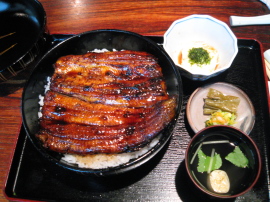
[205,110,236,127]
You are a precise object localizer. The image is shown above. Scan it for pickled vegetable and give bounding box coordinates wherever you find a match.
[205,110,236,126]
[203,88,240,115]
[204,98,240,114]
[207,88,239,101]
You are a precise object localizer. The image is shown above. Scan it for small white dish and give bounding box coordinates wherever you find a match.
[186,82,255,134]
[163,15,238,81]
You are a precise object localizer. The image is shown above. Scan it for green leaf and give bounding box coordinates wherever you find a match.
[197,149,222,173]
[197,149,207,172]
[225,146,249,168]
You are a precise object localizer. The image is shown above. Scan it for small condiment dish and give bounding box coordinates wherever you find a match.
[163,15,238,81]
[186,82,255,134]
[185,125,261,198]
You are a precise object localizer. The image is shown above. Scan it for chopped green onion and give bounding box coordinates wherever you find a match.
[208,148,215,174]
[190,143,202,164]
[190,140,229,165]
[202,140,230,145]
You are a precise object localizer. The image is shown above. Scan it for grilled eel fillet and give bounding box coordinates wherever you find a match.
[36,50,177,154]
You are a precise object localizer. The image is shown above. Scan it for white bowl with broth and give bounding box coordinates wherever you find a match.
[163,15,238,81]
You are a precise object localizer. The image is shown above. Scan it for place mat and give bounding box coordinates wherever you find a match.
[4,36,270,201]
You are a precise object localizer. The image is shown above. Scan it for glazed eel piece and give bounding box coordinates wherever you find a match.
[50,77,169,107]
[36,50,177,154]
[52,50,162,78]
[37,96,176,154]
[50,50,169,107]
[41,90,159,126]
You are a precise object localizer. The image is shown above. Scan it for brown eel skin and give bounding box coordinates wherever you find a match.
[36,50,177,154]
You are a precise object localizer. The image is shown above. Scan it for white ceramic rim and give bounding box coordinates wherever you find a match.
[163,14,238,76]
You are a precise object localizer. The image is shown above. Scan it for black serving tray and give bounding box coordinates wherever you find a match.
[4,36,270,202]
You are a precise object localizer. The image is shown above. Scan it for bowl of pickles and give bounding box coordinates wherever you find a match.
[186,82,255,134]
[185,125,261,198]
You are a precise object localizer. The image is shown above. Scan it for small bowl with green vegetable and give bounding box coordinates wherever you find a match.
[185,125,261,198]
[186,82,255,134]
[163,15,238,81]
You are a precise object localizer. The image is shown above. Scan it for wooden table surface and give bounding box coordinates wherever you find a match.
[0,0,270,201]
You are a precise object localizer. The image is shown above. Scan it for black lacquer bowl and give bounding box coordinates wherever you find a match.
[21,29,183,176]
[185,125,261,198]
[0,0,47,82]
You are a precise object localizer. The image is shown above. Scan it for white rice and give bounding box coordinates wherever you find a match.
[38,49,160,169]
[61,136,160,169]
[38,76,51,118]
[90,48,119,53]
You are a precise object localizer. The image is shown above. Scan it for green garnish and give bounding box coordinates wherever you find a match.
[205,110,237,127]
[190,140,229,165]
[188,47,211,66]
[197,148,222,173]
[225,146,249,168]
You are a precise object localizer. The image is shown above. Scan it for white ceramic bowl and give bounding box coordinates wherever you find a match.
[163,15,238,81]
